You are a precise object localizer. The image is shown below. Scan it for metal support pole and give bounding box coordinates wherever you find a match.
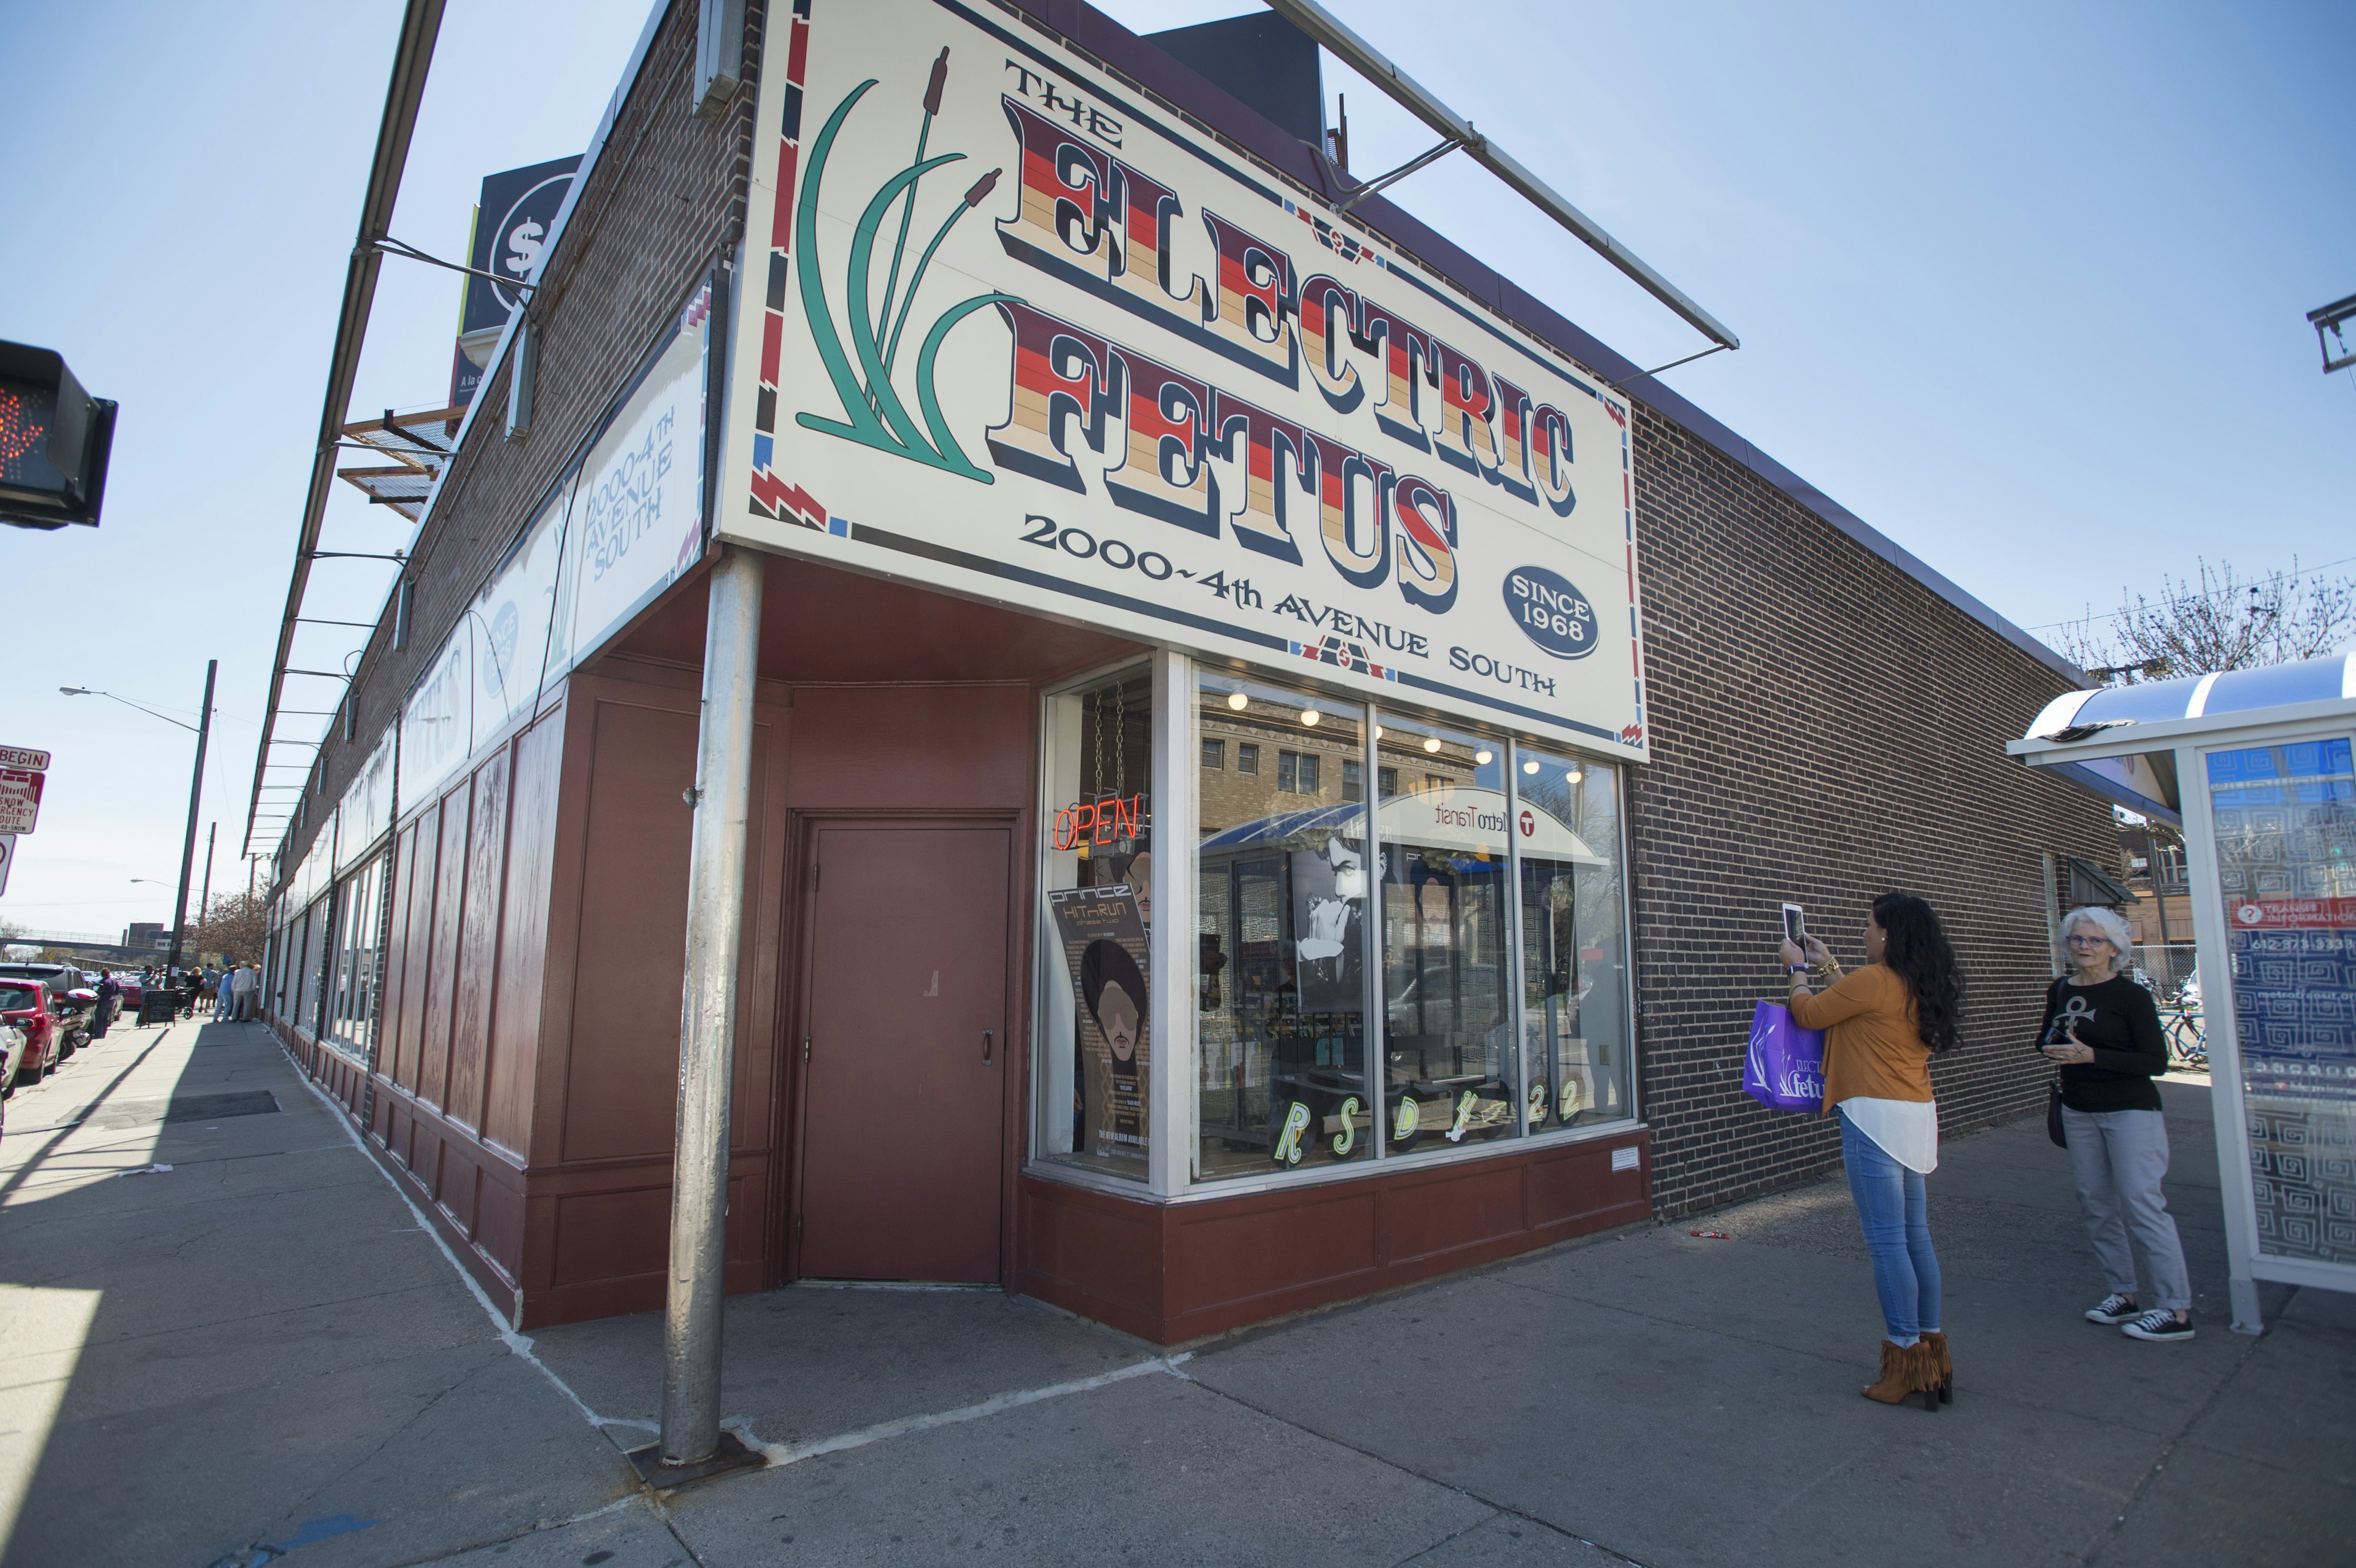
[167,661,218,977]
[657,547,764,1469]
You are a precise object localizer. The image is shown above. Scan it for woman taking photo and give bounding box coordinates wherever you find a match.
[2040,905,2192,1342]
[1780,892,1964,1410]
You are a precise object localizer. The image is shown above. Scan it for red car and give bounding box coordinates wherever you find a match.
[111,970,144,1011]
[1,978,58,1086]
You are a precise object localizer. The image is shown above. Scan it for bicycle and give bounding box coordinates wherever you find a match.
[2160,1004,2208,1072]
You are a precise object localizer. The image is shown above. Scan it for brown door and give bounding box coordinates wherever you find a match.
[796,824,1011,1282]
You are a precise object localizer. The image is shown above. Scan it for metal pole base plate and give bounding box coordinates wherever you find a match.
[626,1429,765,1491]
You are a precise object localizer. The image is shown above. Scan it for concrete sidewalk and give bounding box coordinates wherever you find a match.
[1,1021,2346,1568]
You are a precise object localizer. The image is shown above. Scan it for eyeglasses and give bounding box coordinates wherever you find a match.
[2065,934,2114,947]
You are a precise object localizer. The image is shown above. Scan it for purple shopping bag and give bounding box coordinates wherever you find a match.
[1743,1000,1826,1112]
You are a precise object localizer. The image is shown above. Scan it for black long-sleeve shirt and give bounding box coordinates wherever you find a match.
[2035,975,2168,1112]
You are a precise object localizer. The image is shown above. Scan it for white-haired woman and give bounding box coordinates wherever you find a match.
[2039,905,2192,1342]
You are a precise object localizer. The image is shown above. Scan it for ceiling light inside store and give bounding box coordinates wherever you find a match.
[1474,749,1492,764]
[1226,691,1249,710]
[1300,709,1320,726]
[1373,726,1384,740]
[1566,769,1584,783]
[1423,736,1442,753]
[1522,759,1541,774]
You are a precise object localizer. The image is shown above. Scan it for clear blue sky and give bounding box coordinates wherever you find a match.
[2,0,2349,934]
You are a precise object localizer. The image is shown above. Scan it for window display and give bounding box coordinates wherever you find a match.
[1196,674,1372,1179]
[1376,715,1519,1151]
[1036,665,1155,1182]
[1513,750,1633,1128]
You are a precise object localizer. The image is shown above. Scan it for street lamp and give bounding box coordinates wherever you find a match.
[64,662,216,975]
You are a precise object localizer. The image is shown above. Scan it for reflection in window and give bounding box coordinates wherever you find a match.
[1377,716,1518,1150]
[1196,675,1371,1180]
[326,856,385,1060]
[1203,739,1225,770]
[1515,751,1631,1127]
[1037,666,1155,1182]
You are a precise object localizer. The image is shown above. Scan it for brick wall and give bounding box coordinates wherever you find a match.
[271,0,761,884]
[1626,413,2114,1217]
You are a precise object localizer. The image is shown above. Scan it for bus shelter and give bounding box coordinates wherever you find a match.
[2009,651,2356,1333]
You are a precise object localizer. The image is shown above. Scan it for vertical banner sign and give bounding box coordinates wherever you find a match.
[720,0,1649,756]
[1049,885,1150,1166]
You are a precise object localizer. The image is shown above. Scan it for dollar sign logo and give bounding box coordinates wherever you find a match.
[504,219,544,279]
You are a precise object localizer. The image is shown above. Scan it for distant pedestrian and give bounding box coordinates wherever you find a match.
[1782,891,1964,1410]
[233,962,258,1021]
[93,972,120,1039]
[2041,905,2193,1343]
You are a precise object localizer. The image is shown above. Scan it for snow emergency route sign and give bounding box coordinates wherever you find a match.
[0,769,44,835]
[718,0,1649,756]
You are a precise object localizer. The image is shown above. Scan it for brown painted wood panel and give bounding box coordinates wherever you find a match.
[785,686,1033,810]
[1017,1130,1654,1345]
[393,804,441,1094]
[1376,1163,1527,1265]
[418,788,471,1111]
[447,749,512,1133]
[1170,1188,1380,1304]
[379,823,417,1094]
[487,716,561,1158]
[560,699,698,1162]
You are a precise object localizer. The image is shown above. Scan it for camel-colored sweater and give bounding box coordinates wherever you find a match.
[1788,963,1932,1109]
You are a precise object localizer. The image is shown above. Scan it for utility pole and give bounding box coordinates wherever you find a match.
[166,660,217,978]
[195,823,216,958]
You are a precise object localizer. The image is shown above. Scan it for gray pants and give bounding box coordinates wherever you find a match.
[2063,1105,2192,1312]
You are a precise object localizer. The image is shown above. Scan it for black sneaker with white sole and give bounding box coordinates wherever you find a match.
[2120,1309,2195,1342]
[2084,1292,2139,1324]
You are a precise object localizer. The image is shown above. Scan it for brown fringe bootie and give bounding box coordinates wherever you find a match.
[1861,1339,1941,1410]
[1920,1331,1952,1405]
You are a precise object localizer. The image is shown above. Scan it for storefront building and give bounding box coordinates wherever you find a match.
[260,0,2114,1342]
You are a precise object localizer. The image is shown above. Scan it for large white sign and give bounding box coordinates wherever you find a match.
[721,0,1647,755]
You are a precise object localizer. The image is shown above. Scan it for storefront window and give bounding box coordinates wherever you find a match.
[325,856,385,1061]
[1377,715,1519,1151]
[1036,665,1154,1182]
[1514,749,1633,1127]
[1196,674,1371,1179]
[296,899,328,1037]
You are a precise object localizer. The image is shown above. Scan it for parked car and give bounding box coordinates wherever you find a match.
[111,970,145,1012]
[0,980,58,1086]
[0,963,93,1058]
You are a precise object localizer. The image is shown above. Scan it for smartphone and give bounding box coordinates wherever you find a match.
[1780,903,1806,945]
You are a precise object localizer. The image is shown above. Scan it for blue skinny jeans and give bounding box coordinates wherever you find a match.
[1839,1106,1942,1345]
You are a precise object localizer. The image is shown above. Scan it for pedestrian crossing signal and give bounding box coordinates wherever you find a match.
[0,340,117,529]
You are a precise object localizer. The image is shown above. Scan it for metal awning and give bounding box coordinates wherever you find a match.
[334,404,464,521]
[2009,651,2356,823]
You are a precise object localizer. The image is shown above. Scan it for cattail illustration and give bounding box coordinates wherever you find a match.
[874,46,955,387]
[791,57,1018,484]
